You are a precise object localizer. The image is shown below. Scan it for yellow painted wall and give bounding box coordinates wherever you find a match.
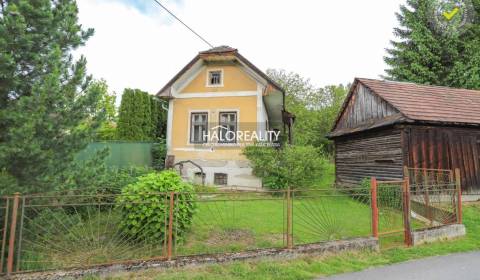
[181,65,257,93]
[170,96,257,160]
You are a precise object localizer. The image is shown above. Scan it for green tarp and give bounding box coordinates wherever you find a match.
[77,142,155,168]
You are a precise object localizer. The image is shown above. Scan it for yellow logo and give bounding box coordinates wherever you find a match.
[443,7,459,20]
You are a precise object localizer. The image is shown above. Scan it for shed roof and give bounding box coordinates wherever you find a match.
[356,78,480,125]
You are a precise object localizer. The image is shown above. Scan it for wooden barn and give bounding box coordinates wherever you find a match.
[328,78,480,192]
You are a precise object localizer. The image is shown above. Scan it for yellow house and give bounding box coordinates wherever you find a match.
[157,46,292,188]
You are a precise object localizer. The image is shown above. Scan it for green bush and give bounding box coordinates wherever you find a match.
[117,170,196,243]
[243,145,326,190]
[151,140,167,170]
[357,178,402,209]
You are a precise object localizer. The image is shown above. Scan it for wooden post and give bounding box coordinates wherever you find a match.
[402,179,412,246]
[167,192,174,260]
[371,177,379,238]
[7,193,20,274]
[286,187,293,249]
[455,168,462,224]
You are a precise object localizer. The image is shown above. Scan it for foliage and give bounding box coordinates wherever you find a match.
[117,89,167,141]
[95,122,117,141]
[345,178,402,209]
[117,171,196,243]
[0,0,107,193]
[384,0,480,89]
[266,69,348,154]
[104,205,480,280]
[151,139,167,170]
[0,168,18,195]
[91,79,117,140]
[243,145,326,190]
[151,96,168,139]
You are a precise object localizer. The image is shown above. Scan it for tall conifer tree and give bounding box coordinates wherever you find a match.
[0,0,105,192]
[384,0,480,89]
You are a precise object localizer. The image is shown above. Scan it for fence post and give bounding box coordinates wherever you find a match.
[370,177,378,238]
[402,179,412,246]
[455,168,462,224]
[286,187,293,249]
[7,193,20,275]
[167,192,174,260]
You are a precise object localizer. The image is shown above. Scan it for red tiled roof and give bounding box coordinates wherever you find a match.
[358,78,480,125]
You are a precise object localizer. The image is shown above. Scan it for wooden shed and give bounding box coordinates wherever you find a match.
[328,78,480,192]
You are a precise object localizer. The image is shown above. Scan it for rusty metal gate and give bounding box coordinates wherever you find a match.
[371,167,462,247]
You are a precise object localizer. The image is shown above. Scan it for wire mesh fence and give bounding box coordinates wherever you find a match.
[407,168,460,229]
[14,192,170,273]
[376,181,405,236]
[0,167,463,275]
[292,189,372,245]
[0,188,375,275]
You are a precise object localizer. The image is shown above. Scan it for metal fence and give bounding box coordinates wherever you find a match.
[0,188,373,275]
[0,167,463,276]
[371,167,462,247]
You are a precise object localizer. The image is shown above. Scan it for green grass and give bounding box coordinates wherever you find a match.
[174,192,376,256]
[20,163,409,273]
[86,204,480,280]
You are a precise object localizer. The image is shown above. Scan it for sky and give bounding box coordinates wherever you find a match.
[76,0,407,99]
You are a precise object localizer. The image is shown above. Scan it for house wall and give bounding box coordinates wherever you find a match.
[166,63,267,188]
[181,65,257,93]
[404,125,480,192]
[334,128,404,186]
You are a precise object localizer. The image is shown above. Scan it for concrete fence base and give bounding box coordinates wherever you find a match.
[412,224,466,246]
[7,237,378,280]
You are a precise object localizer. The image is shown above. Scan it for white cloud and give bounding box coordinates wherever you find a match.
[77,0,406,99]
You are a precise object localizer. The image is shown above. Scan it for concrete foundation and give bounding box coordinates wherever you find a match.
[411,224,466,246]
[175,158,262,189]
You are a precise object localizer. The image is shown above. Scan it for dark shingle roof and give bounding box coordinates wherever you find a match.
[199,45,237,54]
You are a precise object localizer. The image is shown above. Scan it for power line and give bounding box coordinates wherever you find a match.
[152,0,214,48]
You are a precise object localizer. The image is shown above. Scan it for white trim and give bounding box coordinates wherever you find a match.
[205,68,224,87]
[217,109,240,144]
[175,65,206,94]
[166,99,174,153]
[175,91,257,99]
[187,109,210,145]
[173,147,214,152]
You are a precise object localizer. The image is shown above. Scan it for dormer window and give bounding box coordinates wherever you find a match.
[207,69,223,87]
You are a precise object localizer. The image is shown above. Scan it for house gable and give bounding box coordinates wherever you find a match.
[180,64,257,94]
[334,82,401,132]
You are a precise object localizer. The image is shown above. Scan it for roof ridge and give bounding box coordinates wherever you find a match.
[356,77,480,93]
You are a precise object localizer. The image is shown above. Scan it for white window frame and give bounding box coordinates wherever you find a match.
[189,111,209,144]
[206,69,224,87]
[218,111,238,144]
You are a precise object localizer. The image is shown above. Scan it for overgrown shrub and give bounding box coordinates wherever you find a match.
[243,145,326,190]
[355,178,402,209]
[117,171,196,243]
[151,140,167,170]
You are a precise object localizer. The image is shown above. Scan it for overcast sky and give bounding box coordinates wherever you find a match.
[77,0,406,98]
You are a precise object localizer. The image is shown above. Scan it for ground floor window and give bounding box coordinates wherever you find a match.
[190,112,208,143]
[214,173,228,185]
[218,112,237,143]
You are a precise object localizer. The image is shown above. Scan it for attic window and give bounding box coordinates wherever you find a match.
[207,70,223,87]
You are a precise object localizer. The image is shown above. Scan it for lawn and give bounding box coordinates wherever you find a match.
[86,204,480,280]
[17,163,408,272]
